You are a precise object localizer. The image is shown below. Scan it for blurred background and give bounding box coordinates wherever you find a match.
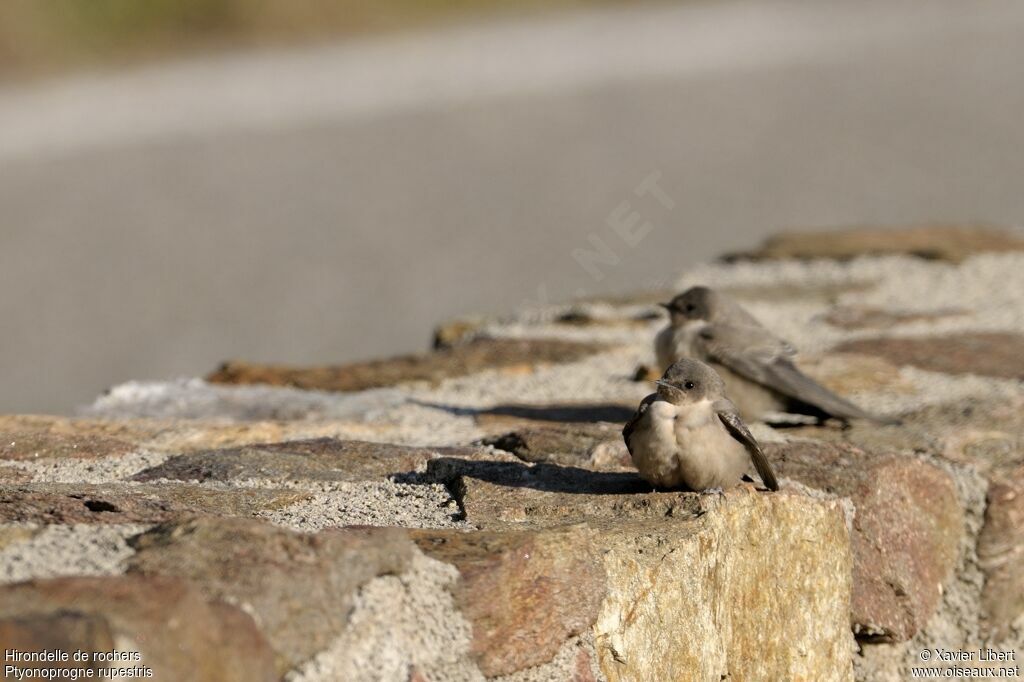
[1,0,1023,414]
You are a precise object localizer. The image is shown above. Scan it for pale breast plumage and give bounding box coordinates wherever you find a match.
[625,396,750,491]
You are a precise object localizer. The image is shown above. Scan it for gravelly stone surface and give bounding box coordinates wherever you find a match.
[0,524,148,583]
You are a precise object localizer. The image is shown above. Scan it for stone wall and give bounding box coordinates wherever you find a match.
[2,225,1023,681]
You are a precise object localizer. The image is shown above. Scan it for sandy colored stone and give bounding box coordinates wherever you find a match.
[727,224,1024,262]
[0,483,310,524]
[0,415,138,460]
[977,465,1024,642]
[127,517,416,675]
[797,352,916,396]
[0,413,385,457]
[822,305,968,330]
[0,575,275,682]
[133,438,503,483]
[833,333,1024,380]
[593,491,853,682]
[767,441,964,642]
[206,337,612,391]
[0,415,141,458]
[413,525,607,677]
[135,418,365,453]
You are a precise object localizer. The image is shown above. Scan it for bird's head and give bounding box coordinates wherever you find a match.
[655,358,725,405]
[659,286,716,324]
[660,286,760,327]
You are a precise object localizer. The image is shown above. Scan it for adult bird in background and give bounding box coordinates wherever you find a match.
[655,286,893,424]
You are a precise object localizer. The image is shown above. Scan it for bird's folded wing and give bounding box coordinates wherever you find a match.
[714,399,779,491]
[697,324,881,421]
[695,323,792,380]
[622,394,658,456]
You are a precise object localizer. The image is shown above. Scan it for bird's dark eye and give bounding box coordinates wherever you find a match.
[685,304,696,312]
[684,381,695,390]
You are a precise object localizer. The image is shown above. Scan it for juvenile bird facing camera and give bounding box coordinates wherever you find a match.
[623,358,778,492]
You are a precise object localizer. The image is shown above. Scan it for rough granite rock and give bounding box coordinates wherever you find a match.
[0,413,415,456]
[766,441,964,642]
[0,575,276,682]
[126,518,417,675]
[725,224,1024,262]
[206,337,612,391]
[592,491,853,682]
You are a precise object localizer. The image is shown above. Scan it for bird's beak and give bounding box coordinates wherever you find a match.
[655,379,670,388]
[658,302,673,311]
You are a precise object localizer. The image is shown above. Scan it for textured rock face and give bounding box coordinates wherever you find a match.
[592,493,853,682]
[3,226,1023,681]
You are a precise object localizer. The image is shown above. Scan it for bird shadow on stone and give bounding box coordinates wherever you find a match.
[394,457,652,496]
[409,399,636,424]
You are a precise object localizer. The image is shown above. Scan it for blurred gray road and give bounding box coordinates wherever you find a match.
[2,0,1024,414]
